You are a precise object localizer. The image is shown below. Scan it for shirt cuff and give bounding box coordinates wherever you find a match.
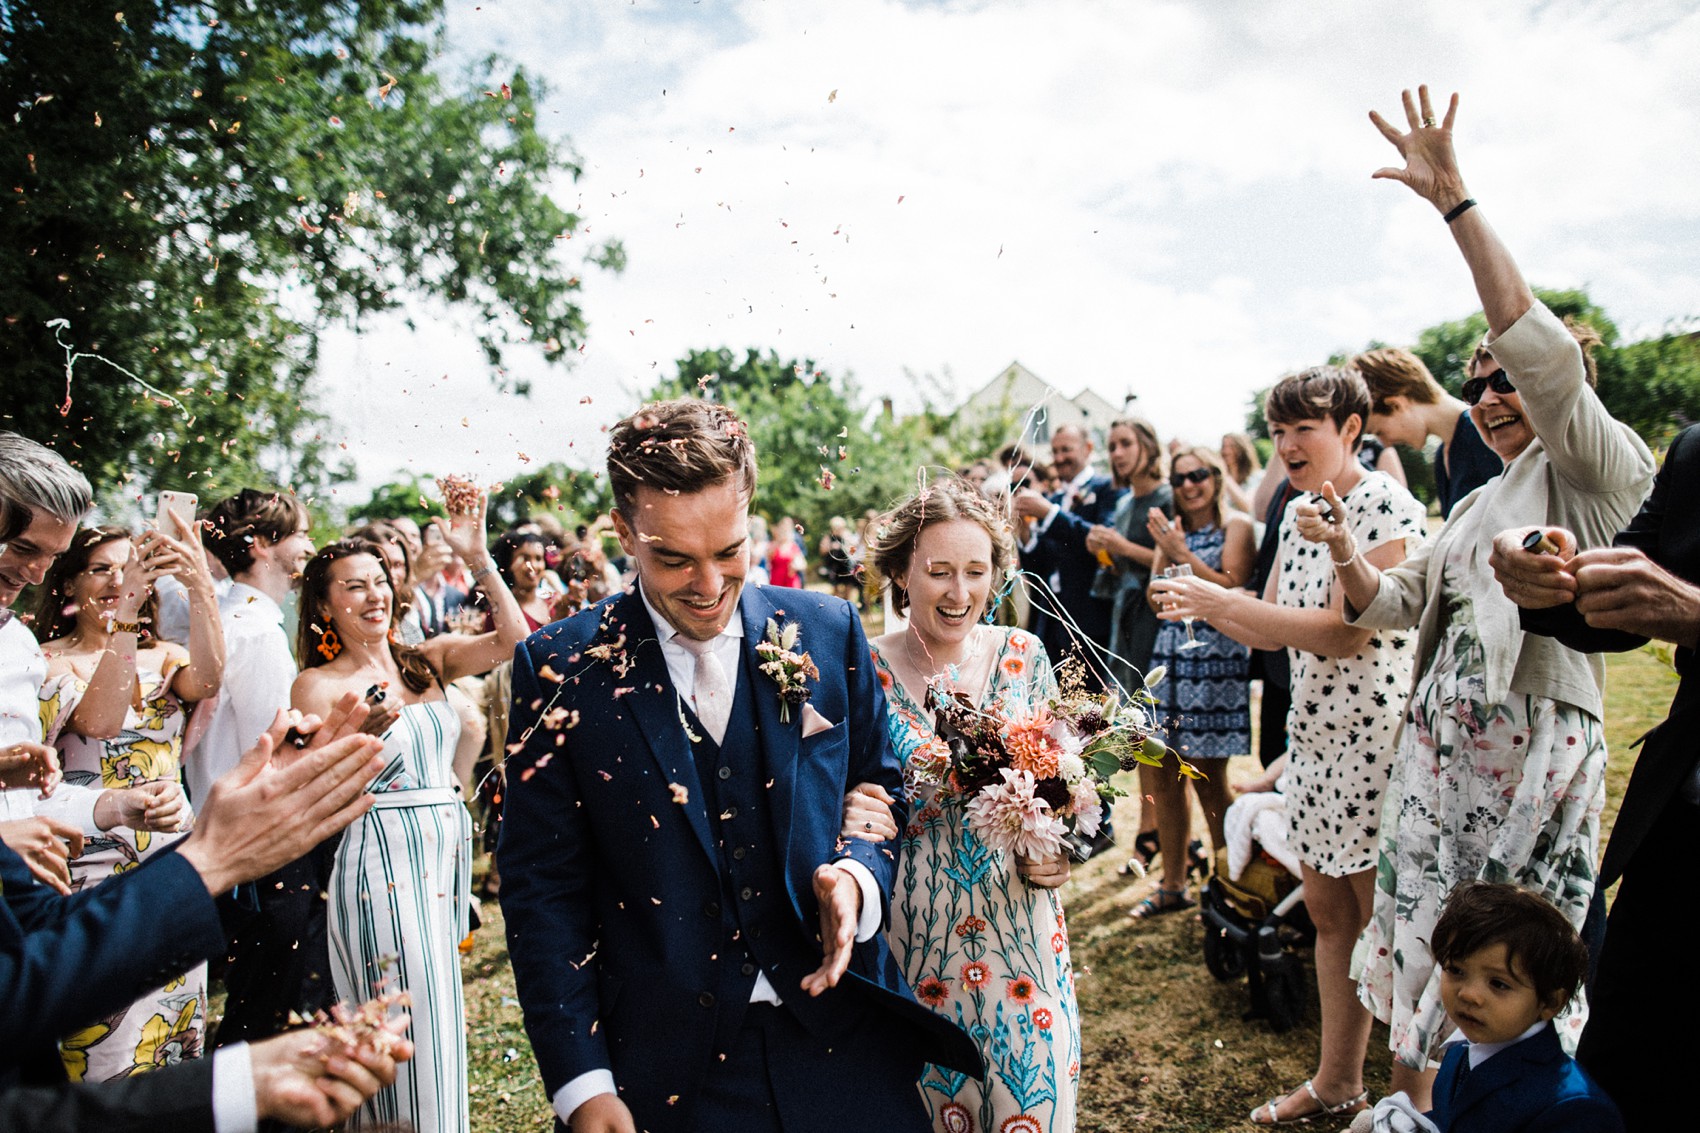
[553,1070,618,1125]
[0,789,36,821]
[836,858,883,942]
[31,781,103,835]
[212,1042,258,1133]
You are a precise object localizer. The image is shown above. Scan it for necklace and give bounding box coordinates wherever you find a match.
[903,623,987,702]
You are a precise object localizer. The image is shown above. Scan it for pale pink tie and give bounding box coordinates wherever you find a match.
[680,636,731,744]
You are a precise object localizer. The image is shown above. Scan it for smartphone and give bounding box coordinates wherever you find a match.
[156,491,198,536]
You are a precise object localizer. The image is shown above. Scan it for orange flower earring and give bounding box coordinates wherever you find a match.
[317,627,342,661]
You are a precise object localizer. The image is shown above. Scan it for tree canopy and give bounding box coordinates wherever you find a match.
[0,0,619,505]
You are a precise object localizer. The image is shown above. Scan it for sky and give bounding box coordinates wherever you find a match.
[318,0,1700,501]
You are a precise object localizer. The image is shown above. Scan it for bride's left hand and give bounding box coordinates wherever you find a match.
[1015,849,1071,888]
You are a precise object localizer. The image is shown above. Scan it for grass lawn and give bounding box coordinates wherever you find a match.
[459,648,1677,1131]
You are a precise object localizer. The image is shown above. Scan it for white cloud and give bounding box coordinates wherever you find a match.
[323,0,1700,498]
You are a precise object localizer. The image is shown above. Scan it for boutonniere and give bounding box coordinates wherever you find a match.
[1079,491,1096,507]
[756,617,819,723]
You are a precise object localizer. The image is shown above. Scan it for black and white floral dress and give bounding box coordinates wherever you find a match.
[1274,471,1425,877]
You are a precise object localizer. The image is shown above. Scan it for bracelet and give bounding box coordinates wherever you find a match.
[110,619,144,635]
[470,564,498,586]
[1330,537,1360,568]
[1443,197,1477,224]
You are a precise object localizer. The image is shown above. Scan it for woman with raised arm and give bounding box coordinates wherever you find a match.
[32,516,224,1080]
[1305,87,1652,1110]
[291,486,528,1133]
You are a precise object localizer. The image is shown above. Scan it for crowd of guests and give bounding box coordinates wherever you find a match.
[1,85,1686,1133]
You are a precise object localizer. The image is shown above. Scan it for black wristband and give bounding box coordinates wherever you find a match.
[1443,198,1477,224]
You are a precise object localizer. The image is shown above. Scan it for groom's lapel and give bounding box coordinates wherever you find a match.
[740,586,800,861]
[611,590,716,865]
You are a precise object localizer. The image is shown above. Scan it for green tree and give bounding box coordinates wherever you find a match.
[0,0,620,504]
[642,350,1015,542]
[352,473,447,526]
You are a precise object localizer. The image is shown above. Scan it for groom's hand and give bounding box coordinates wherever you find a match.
[569,1094,637,1133]
[801,863,862,997]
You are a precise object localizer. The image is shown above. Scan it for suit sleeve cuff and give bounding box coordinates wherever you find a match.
[553,1070,618,1125]
[213,1042,258,1133]
[836,858,882,942]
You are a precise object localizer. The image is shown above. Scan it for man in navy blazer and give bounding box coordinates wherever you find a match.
[1013,424,1121,687]
[501,399,980,1133]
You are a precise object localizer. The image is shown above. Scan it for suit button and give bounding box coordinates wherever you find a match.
[698,992,716,1008]
[732,847,746,861]
[742,963,756,976]
[704,901,721,918]
[717,766,731,780]
[740,887,754,900]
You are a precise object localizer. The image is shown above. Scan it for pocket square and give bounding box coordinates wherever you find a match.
[800,702,837,738]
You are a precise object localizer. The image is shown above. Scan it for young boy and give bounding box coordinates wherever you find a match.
[1384,881,1623,1133]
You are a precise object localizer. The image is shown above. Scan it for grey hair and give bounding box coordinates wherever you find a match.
[0,431,94,542]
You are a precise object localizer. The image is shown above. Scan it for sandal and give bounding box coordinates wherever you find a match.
[1187,838,1210,880]
[1129,884,1194,920]
[1117,830,1162,877]
[1249,1080,1369,1125]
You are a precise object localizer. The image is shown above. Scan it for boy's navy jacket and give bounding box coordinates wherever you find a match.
[1428,1023,1624,1133]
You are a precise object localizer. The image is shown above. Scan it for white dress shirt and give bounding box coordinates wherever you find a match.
[185,583,295,805]
[0,613,101,829]
[552,585,882,1123]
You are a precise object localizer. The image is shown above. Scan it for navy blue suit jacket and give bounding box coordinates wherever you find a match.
[1023,472,1121,652]
[499,584,980,1127]
[1,843,225,1086]
[0,1056,216,1132]
[1428,1025,1624,1133]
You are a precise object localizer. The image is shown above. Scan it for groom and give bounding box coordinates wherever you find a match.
[500,399,980,1132]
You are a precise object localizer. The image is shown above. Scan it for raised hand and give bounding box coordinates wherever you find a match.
[0,740,61,797]
[1369,85,1467,213]
[435,486,491,567]
[1294,482,1353,560]
[249,1016,415,1128]
[0,816,83,893]
[107,779,191,833]
[1146,509,1187,559]
[1489,526,1581,610]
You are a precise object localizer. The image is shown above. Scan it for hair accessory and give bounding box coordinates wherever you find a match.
[317,627,342,661]
[1443,197,1477,224]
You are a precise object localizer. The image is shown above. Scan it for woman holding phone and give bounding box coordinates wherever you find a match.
[291,486,527,1133]
[32,515,225,1080]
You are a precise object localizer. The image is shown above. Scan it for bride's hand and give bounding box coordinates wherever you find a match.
[840,782,898,841]
[1015,849,1071,888]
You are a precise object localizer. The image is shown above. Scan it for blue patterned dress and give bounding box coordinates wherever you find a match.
[871,628,1080,1133]
[1148,523,1251,760]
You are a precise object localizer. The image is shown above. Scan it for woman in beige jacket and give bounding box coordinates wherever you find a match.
[1297,86,1654,1112]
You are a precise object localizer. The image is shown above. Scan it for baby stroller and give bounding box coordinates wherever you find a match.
[1200,789,1315,1033]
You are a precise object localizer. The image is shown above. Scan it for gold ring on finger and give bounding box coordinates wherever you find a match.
[1422,116,1437,128]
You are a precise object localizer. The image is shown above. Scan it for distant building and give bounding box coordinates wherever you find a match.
[959,361,1126,449]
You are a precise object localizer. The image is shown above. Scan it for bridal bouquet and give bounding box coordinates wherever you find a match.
[915,657,1169,860]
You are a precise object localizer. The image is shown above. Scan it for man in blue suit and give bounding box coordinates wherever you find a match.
[1013,424,1121,688]
[501,399,980,1133]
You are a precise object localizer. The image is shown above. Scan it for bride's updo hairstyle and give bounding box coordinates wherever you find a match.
[868,477,1015,616]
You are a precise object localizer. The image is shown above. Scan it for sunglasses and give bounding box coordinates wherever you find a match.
[1170,468,1213,488]
[1461,369,1516,406]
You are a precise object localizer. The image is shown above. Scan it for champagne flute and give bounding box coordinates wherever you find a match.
[1163,563,1204,651]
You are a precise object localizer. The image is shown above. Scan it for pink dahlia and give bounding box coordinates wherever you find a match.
[964,768,1067,859]
[1068,779,1104,838]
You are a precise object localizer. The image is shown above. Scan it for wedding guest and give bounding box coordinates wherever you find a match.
[1085,418,1171,876]
[819,516,859,605]
[293,487,528,1133]
[767,515,806,588]
[1132,447,1255,918]
[1299,85,1653,1111]
[486,531,555,632]
[1152,365,1426,1124]
[1013,424,1123,690]
[1487,421,1700,1132]
[196,487,335,1045]
[1357,346,1500,518]
[33,523,224,1081]
[1219,431,1264,516]
[851,477,1080,1131]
